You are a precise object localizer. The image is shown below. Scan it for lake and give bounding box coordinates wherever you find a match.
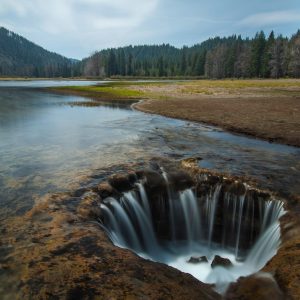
[0,80,299,221]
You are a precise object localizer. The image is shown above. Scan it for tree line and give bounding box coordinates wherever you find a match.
[1,26,299,78]
[82,30,300,78]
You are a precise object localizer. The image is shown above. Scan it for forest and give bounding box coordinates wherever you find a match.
[83,30,300,78]
[1,26,299,78]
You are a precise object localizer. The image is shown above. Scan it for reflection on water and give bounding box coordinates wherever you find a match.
[0,81,299,218]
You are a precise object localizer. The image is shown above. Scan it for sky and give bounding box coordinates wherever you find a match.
[0,0,300,59]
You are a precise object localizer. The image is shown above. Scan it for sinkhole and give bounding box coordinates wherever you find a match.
[99,171,285,294]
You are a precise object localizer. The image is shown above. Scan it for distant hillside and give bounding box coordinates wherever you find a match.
[0,27,79,77]
[83,30,300,78]
[1,27,299,79]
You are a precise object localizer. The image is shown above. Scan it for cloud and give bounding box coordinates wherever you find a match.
[0,0,159,56]
[239,10,300,27]
[0,0,159,32]
[0,1,300,58]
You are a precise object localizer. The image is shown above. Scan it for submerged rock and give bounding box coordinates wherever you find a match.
[188,256,208,264]
[211,255,233,268]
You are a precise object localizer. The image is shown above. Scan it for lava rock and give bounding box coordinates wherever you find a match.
[211,255,233,268]
[167,171,195,191]
[97,182,119,198]
[224,181,246,196]
[188,256,208,264]
[77,191,101,220]
[108,174,134,192]
[136,170,166,195]
[127,171,138,185]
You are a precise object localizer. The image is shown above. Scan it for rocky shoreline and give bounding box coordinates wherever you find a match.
[1,158,299,299]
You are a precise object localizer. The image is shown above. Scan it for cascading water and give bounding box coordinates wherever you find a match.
[100,174,284,294]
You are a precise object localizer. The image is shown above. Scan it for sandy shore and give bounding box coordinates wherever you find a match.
[51,79,300,147]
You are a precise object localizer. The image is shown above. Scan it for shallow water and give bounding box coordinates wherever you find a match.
[0,81,299,219]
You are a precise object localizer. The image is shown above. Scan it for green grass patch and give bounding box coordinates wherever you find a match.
[52,83,147,100]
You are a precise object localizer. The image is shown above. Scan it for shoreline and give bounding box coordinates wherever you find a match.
[49,80,300,148]
[133,99,300,148]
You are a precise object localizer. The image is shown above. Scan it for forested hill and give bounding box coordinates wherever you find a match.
[0,27,299,78]
[83,30,300,78]
[0,27,79,77]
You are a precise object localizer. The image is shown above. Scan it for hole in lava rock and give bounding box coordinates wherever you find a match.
[99,170,284,294]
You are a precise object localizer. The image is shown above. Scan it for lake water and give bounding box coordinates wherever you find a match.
[0,80,299,220]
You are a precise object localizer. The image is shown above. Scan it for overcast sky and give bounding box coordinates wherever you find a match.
[1,0,300,59]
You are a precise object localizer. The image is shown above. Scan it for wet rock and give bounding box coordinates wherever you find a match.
[97,182,119,199]
[181,157,199,169]
[167,171,195,191]
[127,171,138,185]
[225,272,284,300]
[0,263,9,270]
[223,181,246,196]
[188,256,208,264]
[71,187,88,197]
[136,170,166,195]
[108,174,134,192]
[77,191,101,220]
[211,255,233,268]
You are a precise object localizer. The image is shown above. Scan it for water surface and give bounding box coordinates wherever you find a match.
[0,80,299,218]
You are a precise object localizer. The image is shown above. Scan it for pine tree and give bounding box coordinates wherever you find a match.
[158,56,164,77]
[180,47,187,75]
[107,50,117,76]
[118,49,126,76]
[261,31,275,77]
[250,31,266,77]
[127,52,133,76]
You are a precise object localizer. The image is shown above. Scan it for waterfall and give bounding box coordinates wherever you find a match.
[207,184,222,248]
[235,194,245,258]
[123,192,158,255]
[178,189,202,249]
[162,170,176,241]
[100,175,285,294]
[102,198,141,251]
[246,222,281,270]
[136,183,152,221]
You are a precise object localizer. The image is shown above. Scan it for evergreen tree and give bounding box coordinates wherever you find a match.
[158,56,164,77]
[180,47,187,75]
[250,31,266,77]
[107,50,117,76]
[261,31,275,77]
[119,49,126,76]
[127,52,133,76]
